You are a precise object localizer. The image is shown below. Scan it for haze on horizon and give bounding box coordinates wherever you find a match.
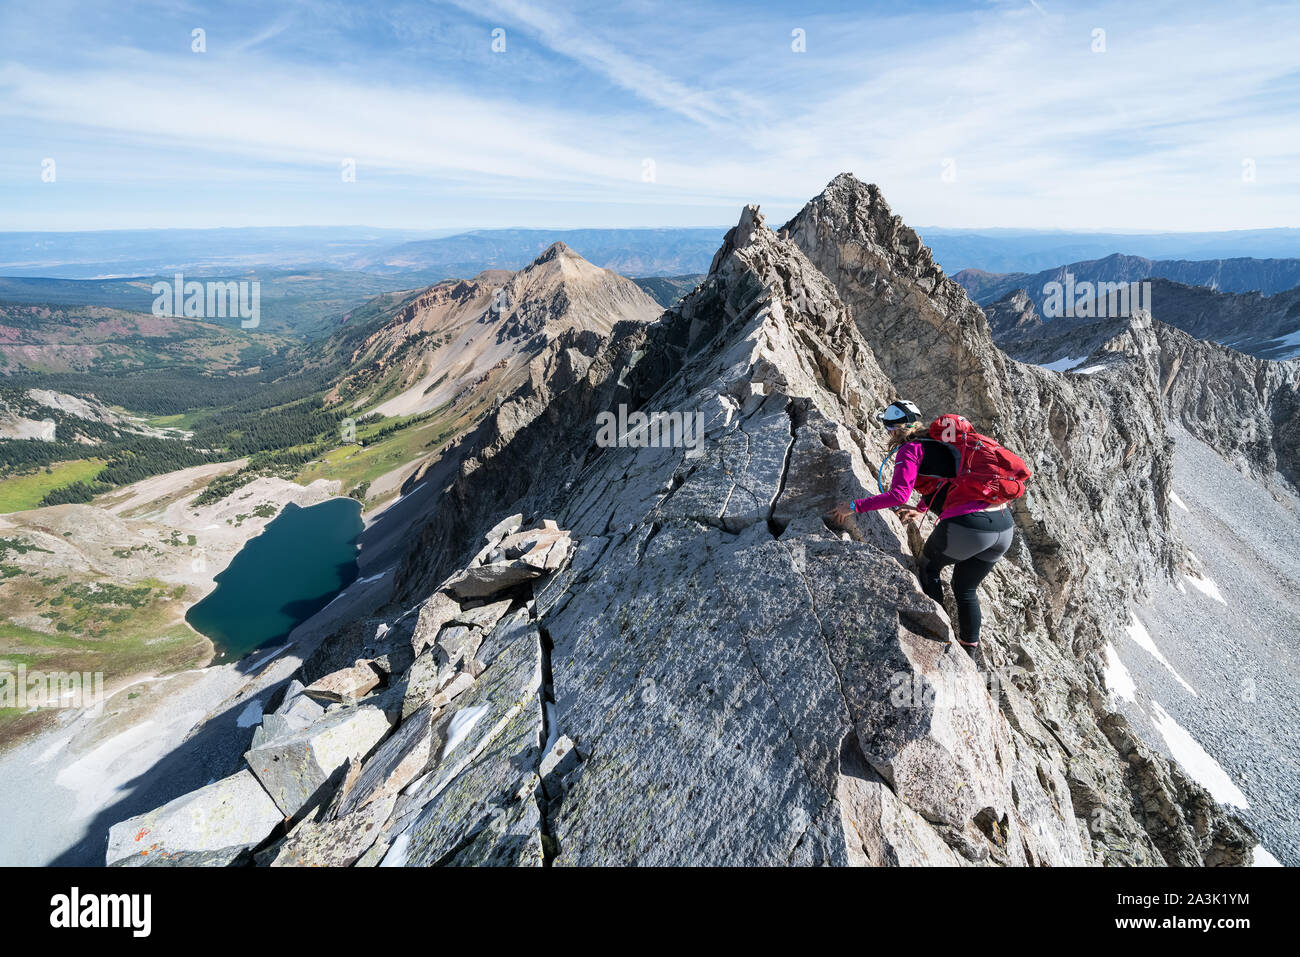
[1,0,1297,234]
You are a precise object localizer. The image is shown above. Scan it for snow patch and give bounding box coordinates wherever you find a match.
[1038,355,1088,372]
[1150,701,1249,809]
[1125,614,1197,696]
[543,700,560,754]
[1103,643,1138,703]
[379,827,411,867]
[1184,573,1227,605]
[244,642,291,671]
[1071,364,1108,375]
[1170,491,1189,512]
[1266,327,1300,356]
[1252,846,1283,867]
[440,704,490,761]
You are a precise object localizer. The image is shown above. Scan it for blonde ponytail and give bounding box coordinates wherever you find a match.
[886,421,924,449]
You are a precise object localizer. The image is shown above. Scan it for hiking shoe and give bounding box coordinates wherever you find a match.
[958,640,981,664]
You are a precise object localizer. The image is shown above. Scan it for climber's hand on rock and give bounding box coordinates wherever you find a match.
[830,503,854,524]
[896,507,922,524]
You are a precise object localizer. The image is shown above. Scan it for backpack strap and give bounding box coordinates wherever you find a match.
[914,438,962,477]
[919,479,952,514]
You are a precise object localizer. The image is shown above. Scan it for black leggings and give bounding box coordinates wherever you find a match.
[918,507,1014,645]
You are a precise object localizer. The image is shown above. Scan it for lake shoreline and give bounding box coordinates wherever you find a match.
[185,496,364,662]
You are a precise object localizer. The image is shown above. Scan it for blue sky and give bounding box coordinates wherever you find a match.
[1,0,1297,231]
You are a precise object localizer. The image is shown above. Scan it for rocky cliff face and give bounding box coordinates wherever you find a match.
[780,175,1179,653]
[990,299,1300,490]
[983,278,1300,362]
[104,176,1256,868]
[982,289,1044,342]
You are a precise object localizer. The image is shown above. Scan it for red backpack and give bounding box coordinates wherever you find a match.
[922,414,1031,508]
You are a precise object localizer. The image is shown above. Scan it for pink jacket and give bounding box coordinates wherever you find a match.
[852,441,992,522]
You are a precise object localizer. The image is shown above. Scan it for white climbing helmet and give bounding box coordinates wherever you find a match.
[875,400,922,428]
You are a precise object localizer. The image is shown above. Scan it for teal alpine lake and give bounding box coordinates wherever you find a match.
[186,498,363,663]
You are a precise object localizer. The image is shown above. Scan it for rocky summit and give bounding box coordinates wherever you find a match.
[105,174,1262,867]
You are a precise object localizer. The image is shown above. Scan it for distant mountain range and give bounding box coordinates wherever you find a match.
[0,227,456,278]
[0,272,423,337]
[956,253,1300,308]
[0,227,725,281]
[350,228,727,279]
[985,277,1300,361]
[919,227,1300,273]
[3,225,1296,283]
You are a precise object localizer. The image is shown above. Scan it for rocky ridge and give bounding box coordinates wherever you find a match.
[103,176,1258,867]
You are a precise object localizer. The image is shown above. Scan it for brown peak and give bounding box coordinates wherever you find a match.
[529,240,584,267]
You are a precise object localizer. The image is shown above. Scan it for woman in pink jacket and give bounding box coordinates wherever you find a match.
[831,400,1014,662]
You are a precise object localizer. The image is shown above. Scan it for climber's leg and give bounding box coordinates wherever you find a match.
[950,556,998,645]
[920,509,1015,653]
[948,516,1015,650]
[918,520,953,605]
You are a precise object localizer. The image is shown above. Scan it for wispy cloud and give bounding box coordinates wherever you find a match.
[0,0,1296,230]
[441,0,754,128]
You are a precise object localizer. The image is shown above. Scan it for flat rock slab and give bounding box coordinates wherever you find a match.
[106,769,283,867]
[303,660,381,704]
[445,561,545,599]
[498,526,570,563]
[245,705,395,819]
[451,598,514,632]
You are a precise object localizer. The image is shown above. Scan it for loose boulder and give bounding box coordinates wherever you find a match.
[106,769,284,867]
